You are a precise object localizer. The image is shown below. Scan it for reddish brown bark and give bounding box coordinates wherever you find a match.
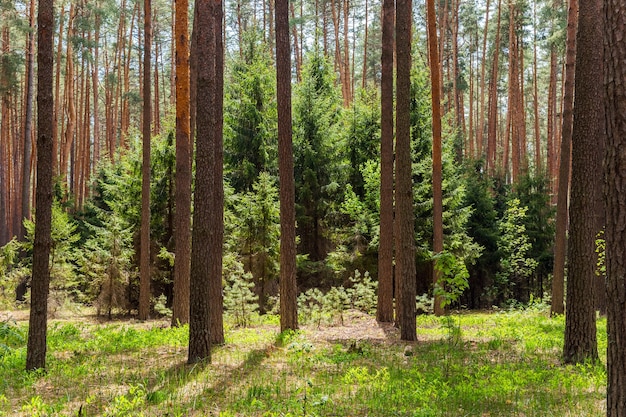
[171,0,192,327]
[428,0,444,317]
[138,0,153,321]
[486,0,501,174]
[551,0,577,317]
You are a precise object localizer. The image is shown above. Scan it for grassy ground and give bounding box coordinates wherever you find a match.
[0,309,607,416]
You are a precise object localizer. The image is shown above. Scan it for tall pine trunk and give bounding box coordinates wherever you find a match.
[376,0,394,323]
[396,0,416,339]
[604,0,626,413]
[210,0,225,345]
[171,0,192,327]
[21,0,36,240]
[26,0,54,371]
[428,0,444,317]
[563,0,602,365]
[550,0,577,317]
[486,0,501,174]
[138,0,152,321]
[276,0,298,332]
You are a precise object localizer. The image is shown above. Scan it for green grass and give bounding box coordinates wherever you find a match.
[0,311,607,416]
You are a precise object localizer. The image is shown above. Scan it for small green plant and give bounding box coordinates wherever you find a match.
[433,251,469,311]
[105,384,147,416]
[224,257,260,327]
[153,294,172,318]
[415,293,434,314]
[0,318,24,356]
[298,288,326,327]
[324,286,349,325]
[346,270,377,314]
[21,396,54,417]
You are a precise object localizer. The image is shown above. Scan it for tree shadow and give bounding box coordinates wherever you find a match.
[140,332,284,412]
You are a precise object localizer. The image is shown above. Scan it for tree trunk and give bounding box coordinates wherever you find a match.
[21,0,36,240]
[396,0,416,339]
[428,0,444,317]
[60,6,76,190]
[26,0,54,371]
[189,0,219,361]
[289,1,302,82]
[138,0,153,321]
[276,0,298,332]
[550,0,577,317]
[477,0,490,158]
[342,0,351,104]
[532,1,541,174]
[508,3,520,183]
[92,13,101,174]
[563,0,602,365]
[486,0,501,174]
[546,45,558,200]
[52,4,64,176]
[376,0,394,324]
[361,0,368,89]
[604,0,626,413]
[171,0,192,327]
[210,0,225,346]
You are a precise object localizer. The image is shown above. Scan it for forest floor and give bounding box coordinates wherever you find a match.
[0,307,607,416]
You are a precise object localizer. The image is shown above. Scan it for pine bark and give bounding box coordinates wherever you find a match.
[276,0,298,332]
[138,0,153,321]
[20,0,36,240]
[92,14,101,174]
[210,0,225,346]
[376,0,394,323]
[477,0,490,158]
[52,5,64,175]
[428,0,444,317]
[26,0,54,371]
[550,0,578,317]
[486,0,501,174]
[604,0,626,413]
[563,0,602,364]
[171,0,192,327]
[188,0,216,363]
[396,0,416,339]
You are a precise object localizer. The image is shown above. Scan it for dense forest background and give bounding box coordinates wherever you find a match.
[0,0,573,317]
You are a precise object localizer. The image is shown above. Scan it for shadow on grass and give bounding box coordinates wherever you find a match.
[141,332,286,412]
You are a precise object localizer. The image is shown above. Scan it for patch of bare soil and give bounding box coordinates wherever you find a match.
[304,309,400,345]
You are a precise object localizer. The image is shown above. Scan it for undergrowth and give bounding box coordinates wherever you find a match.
[0,311,607,416]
